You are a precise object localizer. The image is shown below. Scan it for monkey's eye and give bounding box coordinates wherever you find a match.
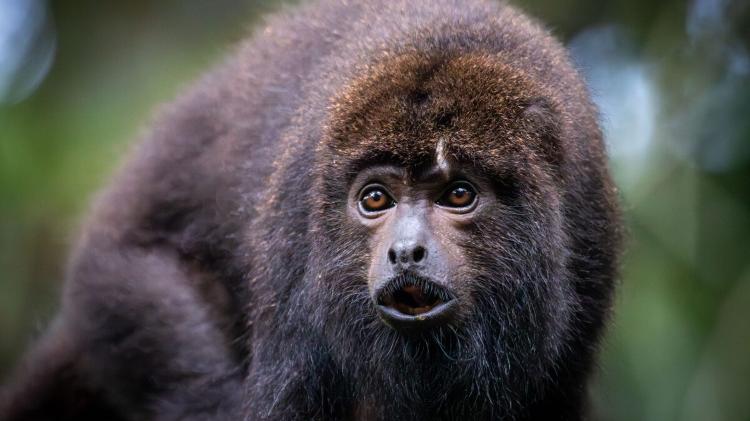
[437,182,477,209]
[359,185,396,214]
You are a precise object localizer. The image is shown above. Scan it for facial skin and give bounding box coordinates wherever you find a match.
[349,161,494,330]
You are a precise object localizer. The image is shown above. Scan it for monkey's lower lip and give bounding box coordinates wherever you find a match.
[374,275,457,328]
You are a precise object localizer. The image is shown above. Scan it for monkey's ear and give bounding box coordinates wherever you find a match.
[522,97,564,167]
[0,319,123,421]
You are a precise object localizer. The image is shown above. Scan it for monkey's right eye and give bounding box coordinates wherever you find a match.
[359,186,396,214]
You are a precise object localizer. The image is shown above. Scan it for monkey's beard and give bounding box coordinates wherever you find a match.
[308,269,564,420]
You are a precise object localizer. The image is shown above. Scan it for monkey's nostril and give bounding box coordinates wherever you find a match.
[412,246,426,263]
[388,245,427,265]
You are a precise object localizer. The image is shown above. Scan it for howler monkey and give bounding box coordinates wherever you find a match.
[1,0,622,420]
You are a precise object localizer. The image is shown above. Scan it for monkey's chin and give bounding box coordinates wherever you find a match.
[373,274,457,330]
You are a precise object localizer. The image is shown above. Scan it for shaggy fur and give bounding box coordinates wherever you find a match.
[1,0,621,420]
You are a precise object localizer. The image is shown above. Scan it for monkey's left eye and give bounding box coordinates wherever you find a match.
[359,185,396,214]
[437,182,477,209]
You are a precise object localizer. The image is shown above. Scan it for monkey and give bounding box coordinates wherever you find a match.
[0,0,622,420]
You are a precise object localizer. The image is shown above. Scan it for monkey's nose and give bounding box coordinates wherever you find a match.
[387,242,427,266]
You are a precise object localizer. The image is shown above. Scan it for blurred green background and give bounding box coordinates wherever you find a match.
[1,0,748,420]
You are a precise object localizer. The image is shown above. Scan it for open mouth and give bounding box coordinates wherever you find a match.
[374,273,456,326]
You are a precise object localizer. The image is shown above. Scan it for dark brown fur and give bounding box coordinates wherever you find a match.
[1,1,621,420]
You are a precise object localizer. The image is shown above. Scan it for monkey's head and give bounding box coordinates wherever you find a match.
[296,48,618,400]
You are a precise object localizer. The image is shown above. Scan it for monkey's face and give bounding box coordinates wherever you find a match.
[347,161,488,330]
[316,52,573,354]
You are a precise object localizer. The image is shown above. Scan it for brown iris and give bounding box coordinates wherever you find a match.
[360,186,395,213]
[438,182,477,208]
